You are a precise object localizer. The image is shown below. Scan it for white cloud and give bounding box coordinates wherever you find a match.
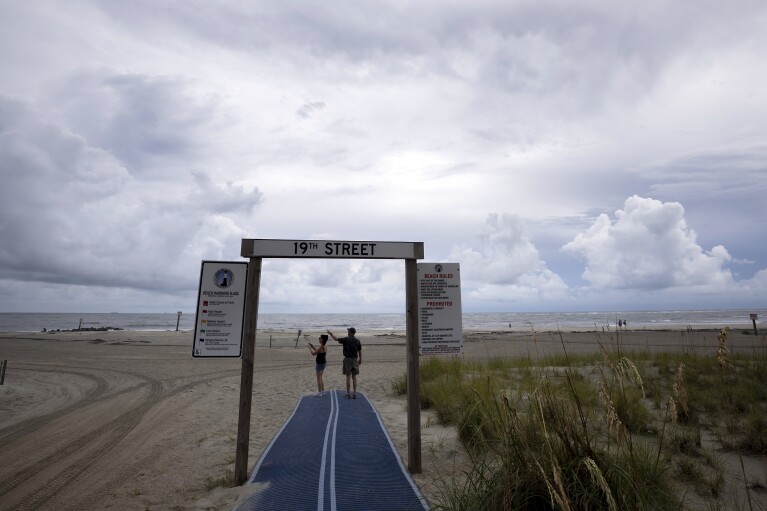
[450,214,569,305]
[563,196,734,290]
[257,259,405,313]
[737,268,767,295]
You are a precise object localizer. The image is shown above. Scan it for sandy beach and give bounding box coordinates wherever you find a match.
[1,327,764,510]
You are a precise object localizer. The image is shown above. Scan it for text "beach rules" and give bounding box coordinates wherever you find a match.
[417,263,463,355]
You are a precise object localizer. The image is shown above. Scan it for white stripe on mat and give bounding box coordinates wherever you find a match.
[317,390,337,510]
[330,390,339,511]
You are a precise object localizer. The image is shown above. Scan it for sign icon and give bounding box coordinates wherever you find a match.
[214,268,235,288]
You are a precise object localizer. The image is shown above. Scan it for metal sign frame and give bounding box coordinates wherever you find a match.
[192,261,249,358]
[234,239,425,485]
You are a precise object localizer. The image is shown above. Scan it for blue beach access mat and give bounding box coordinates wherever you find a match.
[235,390,430,511]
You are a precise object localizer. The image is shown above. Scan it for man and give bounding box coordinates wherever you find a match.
[327,327,362,399]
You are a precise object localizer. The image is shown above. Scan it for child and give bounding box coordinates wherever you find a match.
[308,334,328,396]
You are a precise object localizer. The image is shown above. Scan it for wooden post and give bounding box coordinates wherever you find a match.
[751,313,758,336]
[0,360,7,385]
[405,258,421,473]
[234,257,262,486]
[176,311,182,331]
[294,329,302,348]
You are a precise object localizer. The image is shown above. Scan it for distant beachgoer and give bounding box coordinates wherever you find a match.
[618,319,623,328]
[308,334,328,396]
[623,319,628,329]
[327,327,362,399]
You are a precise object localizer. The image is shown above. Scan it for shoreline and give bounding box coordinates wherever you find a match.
[2,323,761,334]
[1,308,762,335]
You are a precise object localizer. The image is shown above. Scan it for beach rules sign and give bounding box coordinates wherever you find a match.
[192,261,248,358]
[417,263,463,355]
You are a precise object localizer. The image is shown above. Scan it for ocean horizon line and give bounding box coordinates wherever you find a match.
[0,307,762,315]
[0,309,762,334]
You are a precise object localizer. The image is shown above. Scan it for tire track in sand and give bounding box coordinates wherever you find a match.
[0,374,163,510]
[0,367,248,511]
[1,362,308,510]
[63,363,311,510]
[0,367,109,447]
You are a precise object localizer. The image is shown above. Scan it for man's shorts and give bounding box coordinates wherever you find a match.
[343,356,359,376]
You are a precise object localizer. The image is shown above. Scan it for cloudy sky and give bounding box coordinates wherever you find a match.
[1,1,766,314]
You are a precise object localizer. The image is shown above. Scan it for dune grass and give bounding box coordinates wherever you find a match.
[393,330,767,510]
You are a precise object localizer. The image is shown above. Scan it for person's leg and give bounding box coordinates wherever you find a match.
[316,370,322,393]
[343,358,351,397]
[319,370,325,393]
[351,374,357,397]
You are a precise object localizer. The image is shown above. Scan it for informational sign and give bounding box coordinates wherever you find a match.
[241,239,424,259]
[192,261,248,358]
[417,263,463,355]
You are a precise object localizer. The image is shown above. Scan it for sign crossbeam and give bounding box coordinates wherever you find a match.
[241,238,424,259]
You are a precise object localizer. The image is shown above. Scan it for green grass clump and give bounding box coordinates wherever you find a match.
[742,411,767,454]
[407,356,678,510]
[205,469,235,489]
[398,334,767,510]
[389,373,407,395]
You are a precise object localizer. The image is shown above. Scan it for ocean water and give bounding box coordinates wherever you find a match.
[0,309,762,333]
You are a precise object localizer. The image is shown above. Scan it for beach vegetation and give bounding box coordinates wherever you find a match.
[205,469,235,490]
[393,332,767,510]
[389,372,408,395]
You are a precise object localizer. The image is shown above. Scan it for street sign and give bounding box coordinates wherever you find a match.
[241,239,424,259]
[417,263,463,355]
[192,261,248,358]
[228,238,427,482]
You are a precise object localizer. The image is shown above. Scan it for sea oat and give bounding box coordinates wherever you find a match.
[672,363,689,418]
[582,457,617,511]
[717,327,733,370]
[666,395,678,428]
[599,379,625,445]
[537,459,570,511]
[617,357,645,398]
[553,458,573,511]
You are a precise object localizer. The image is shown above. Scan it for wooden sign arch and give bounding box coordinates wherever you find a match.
[234,239,425,485]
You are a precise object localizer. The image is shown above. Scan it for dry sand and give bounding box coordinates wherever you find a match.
[1,327,765,510]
